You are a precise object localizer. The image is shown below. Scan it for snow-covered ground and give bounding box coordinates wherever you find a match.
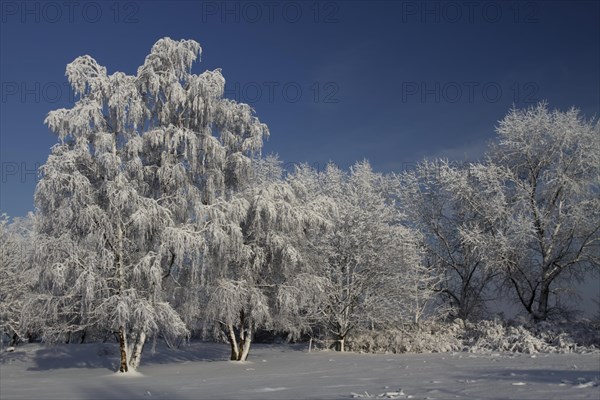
[1,342,599,399]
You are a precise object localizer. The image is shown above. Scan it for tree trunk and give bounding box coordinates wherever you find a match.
[336,336,345,352]
[128,330,146,370]
[118,325,129,373]
[534,283,551,322]
[227,324,240,361]
[115,207,129,372]
[225,323,253,361]
[9,332,19,347]
[239,327,252,361]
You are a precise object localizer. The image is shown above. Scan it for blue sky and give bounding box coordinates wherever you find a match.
[1,0,599,217]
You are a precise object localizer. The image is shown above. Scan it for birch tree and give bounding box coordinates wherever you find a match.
[200,157,329,361]
[34,37,268,371]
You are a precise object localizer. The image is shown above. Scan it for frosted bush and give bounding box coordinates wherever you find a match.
[464,319,599,354]
[347,322,462,354]
[341,319,598,355]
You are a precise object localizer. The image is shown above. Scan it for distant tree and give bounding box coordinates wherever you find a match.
[0,213,36,346]
[34,37,268,371]
[399,160,504,321]
[280,162,433,351]
[483,103,600,321]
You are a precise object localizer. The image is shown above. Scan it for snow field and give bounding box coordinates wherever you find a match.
[1,342,599,399]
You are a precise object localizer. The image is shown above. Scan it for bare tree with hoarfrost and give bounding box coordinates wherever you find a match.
[398,161,503,321]
[480,103,600,321]
[279,161,434,351]
[34,38,268,371]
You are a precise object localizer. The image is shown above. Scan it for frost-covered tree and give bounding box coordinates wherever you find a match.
[281,162,433,351]
[199,157,329,361]
[399,103,599,323]
[34,38,268,371]
[398,161,502,321]
[482,103,600,321]
[0,213,36,346]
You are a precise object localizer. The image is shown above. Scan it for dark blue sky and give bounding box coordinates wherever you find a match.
[1,0,599,217]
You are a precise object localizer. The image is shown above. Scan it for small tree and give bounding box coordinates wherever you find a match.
[201,157,328,361]
[281,161,432,351]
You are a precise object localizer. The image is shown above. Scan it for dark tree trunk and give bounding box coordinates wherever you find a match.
[335,334,345,352]
[534,283,551,322]
[118,326,128,373]
[8,332,19,347]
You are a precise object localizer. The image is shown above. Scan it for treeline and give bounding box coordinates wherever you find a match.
[0,38,598,372]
